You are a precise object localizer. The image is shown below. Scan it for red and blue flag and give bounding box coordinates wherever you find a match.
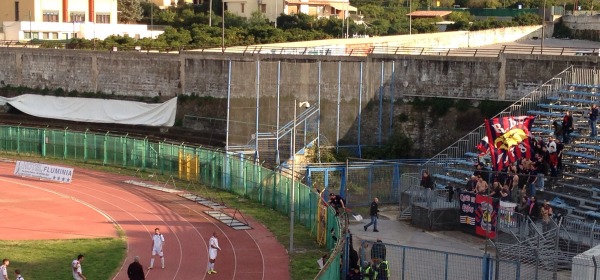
[484,116,535,171]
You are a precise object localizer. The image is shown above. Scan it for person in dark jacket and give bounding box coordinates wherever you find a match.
[127,256,145,280]
[363,198,380,232]
[562,112,573,144]
[370,240,387,262]
[420,170,435,189]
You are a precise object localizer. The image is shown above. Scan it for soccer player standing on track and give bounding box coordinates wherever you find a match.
[207,232,222,275]
[149,228,165,269]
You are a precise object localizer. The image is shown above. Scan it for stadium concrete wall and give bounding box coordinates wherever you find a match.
[2,48,600,152]
[0,48,599,101]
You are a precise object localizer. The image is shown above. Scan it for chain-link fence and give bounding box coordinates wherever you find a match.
[492,207,600,280]
[0,125,347,280]
[359,240,520,280]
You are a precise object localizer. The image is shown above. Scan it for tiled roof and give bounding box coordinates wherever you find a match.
[407,10,452,17]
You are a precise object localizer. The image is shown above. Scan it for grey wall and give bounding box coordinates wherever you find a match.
[1,48,599,152]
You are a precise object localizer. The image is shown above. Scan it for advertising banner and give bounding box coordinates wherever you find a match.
[14,161,74,183]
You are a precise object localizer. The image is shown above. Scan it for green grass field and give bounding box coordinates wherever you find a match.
[0,238,126,280]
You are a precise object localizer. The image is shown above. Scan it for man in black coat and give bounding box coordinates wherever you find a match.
[363,197,380,232]
[127,256,145,280]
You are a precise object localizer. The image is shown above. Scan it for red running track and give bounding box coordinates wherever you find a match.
[0,162,290,280]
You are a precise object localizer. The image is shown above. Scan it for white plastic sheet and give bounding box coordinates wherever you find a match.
[0,94,177,127]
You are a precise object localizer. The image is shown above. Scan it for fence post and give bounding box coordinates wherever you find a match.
[444,253,449,280]
[401,247,406,280]
[516,260,521,280]
[482,253,491,280]
[535,235,540,280]
[342,232,350,278]
[41,129,46,157]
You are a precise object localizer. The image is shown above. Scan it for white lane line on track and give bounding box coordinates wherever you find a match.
[50,179,190,280]
[1,175,189,280]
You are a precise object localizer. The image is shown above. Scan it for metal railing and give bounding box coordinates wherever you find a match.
[422,65,574,172]
[191,45,600,57]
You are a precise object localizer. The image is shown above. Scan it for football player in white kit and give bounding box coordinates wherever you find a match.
[207,232,221,274]
[149,228,165,269]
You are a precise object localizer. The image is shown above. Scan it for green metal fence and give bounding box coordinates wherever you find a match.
[0,125,345,278]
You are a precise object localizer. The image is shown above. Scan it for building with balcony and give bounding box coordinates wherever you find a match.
[223,0,357,23]
[0,0,161,41]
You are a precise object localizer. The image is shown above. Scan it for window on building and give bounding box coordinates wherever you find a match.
[43,32,50,39]
[42,11,59,22]
[260,4,266,13]
[24,32,38,39]
[96,14,110,23]
[70,12,85,22]
[241,3,245,13]
[14,1,19,21]
[52,32,59,39]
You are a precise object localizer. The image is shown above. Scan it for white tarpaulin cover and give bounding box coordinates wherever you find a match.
[0,94,177,127]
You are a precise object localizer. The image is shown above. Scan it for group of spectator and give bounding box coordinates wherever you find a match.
[346,239,389,280]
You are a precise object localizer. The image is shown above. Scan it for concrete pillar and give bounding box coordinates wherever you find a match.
[498,53,506,101]
[179,55,186,96]
[91,54,98,92]
[15,52,22,86]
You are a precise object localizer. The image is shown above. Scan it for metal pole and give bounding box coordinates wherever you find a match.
[29,11,32,40]
[378,61,384,146]
[389,61,395,138]
[275,61,281,165]
[341,9,344,38]
[225,60,232,152]
[209,0,213,26]
[358,61,363,158]
[336,61,341,152]
[274,0,277,27]
[290,99,297,253]
[151,2,154,38]
[255,60,260,163]
[221,0,225,52]
[346,4,349,38]
[409,0,412,35]
[541,0,546,54]
[317,61,321,162]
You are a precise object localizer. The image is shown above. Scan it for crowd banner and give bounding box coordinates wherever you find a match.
[459,192,477,225]
[498,201,518,229]
[13,161,74,183]
[475,195,499,238]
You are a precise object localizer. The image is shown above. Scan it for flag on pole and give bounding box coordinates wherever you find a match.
[484,116,535,171]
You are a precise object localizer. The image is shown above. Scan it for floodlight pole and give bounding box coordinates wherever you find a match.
[222,0,225,52]
[541,0,546,54]
[290,100,310,254]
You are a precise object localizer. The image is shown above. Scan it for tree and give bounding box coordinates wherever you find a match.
[512,13,542,26]
[156,27,192,50]
[118,0,143,23]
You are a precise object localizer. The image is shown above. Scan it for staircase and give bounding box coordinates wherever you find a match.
[229,105,319,169]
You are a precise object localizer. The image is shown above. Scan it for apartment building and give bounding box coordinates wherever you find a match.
[0,0,161,41]
[215,0,356,24]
